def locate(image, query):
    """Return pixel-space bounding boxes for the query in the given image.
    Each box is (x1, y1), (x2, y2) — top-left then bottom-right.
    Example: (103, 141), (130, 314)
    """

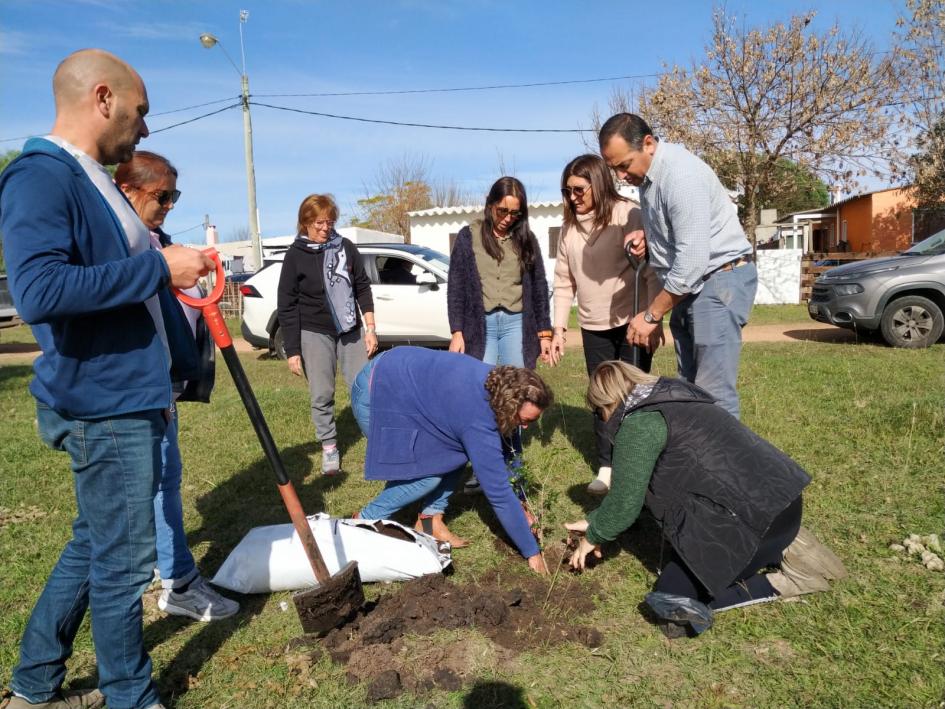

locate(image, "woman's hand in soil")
(449, 331), (465, 354)
(527, 553), (549, 575)
(569, 536), (601, 572)
(287, 355), (304, 377)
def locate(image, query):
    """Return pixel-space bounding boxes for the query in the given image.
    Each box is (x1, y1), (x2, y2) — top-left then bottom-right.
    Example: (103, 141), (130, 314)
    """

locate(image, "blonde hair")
(296, 194), (339, 234)
(586, 361), (658, 421)
(484, 366), (554, 436)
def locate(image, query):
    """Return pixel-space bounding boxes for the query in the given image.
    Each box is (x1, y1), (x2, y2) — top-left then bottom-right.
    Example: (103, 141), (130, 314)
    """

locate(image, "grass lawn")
(1, 328), (943, 707)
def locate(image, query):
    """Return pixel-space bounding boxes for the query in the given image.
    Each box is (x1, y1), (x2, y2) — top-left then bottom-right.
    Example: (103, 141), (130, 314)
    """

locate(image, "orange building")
(771, 186), (922, 253)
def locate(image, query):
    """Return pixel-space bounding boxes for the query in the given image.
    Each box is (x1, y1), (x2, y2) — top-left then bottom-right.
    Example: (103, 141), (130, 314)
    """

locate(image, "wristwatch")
(365, 325), (376, 333)
(643, 310), (661, 324)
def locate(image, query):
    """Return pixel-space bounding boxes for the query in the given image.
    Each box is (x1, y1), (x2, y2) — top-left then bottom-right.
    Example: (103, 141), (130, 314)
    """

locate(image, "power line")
(170, 222), (205, 236)
(149, 96), (242, 117)
(250, 101), (591, 133)
(254, 72), (661, 99)
(149, 103), (242, 134)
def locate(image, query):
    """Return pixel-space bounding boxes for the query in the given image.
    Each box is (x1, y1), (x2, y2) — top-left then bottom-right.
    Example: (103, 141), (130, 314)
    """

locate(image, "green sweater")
(586, 411), (667, 545)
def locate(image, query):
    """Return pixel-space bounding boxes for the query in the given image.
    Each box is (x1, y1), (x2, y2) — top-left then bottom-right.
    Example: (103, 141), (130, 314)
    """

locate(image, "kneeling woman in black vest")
(566, 361), (845, 637)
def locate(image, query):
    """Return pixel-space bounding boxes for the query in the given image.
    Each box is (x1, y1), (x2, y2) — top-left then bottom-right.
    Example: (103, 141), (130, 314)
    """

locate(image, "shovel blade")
(293, 560), (364, 636)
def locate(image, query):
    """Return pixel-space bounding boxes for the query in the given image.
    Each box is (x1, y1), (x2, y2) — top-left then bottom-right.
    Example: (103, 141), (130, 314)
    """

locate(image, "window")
(377, 256), (419, 285)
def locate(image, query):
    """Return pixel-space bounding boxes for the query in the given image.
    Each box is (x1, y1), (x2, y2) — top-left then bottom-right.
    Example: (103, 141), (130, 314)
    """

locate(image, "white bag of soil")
(211, 513), (452, 594)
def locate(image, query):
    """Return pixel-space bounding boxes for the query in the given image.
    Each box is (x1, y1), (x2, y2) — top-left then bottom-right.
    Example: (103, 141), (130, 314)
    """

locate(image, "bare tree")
(351, 154), (472, 240)
(594, 10), (903, 242)
(895, 0), (945, 213)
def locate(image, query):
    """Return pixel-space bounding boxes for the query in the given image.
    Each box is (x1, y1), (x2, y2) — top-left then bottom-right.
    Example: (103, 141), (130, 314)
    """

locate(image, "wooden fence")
(800, 251), (897, 301)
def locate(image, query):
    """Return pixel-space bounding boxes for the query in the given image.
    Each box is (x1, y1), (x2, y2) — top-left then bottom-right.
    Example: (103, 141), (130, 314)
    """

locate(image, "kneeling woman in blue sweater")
(567, 361), (846, 636)
(350, 347), (551, 574)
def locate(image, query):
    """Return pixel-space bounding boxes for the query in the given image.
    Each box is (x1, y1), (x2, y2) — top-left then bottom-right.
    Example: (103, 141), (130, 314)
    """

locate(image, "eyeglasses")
(135, 187), (181, 206)
(309, 219), (336, 229)
(561, 184), (591, 199)
(494, 207), (523, 221)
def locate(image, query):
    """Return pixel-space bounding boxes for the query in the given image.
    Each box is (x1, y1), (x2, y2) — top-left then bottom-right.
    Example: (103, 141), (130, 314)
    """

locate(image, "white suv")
(239, 243), (451, 358)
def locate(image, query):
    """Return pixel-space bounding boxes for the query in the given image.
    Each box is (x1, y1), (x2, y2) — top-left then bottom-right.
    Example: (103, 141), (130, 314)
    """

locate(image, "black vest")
(625, 378), (810, 596)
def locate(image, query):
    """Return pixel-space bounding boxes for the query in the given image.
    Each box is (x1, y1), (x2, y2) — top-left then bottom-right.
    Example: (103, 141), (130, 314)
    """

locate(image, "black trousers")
(581, 325), (653, 468)
(654, 495), (804, 610)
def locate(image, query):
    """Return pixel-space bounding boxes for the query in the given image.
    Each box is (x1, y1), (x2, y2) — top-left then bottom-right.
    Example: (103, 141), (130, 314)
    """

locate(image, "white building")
(408, 201), (565, 278)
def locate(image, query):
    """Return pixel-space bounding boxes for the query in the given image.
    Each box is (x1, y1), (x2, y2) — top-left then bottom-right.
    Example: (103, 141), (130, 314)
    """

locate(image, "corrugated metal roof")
(409, 201), (564, 217)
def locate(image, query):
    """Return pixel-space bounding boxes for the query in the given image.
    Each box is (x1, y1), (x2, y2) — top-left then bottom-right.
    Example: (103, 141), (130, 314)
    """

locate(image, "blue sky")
(0, 0), (904, 246)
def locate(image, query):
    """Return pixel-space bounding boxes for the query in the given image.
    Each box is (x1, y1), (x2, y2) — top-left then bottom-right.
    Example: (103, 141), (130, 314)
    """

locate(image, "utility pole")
(200, 9), (263, 271)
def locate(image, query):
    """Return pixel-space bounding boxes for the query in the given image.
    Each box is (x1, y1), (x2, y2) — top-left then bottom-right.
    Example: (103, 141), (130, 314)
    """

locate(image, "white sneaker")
(157, 576), (239, 621)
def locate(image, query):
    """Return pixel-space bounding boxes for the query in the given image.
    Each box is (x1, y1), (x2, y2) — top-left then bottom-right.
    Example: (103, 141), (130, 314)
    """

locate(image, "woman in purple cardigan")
(447, 177), (552, 492)
(350, 347), (551, 573)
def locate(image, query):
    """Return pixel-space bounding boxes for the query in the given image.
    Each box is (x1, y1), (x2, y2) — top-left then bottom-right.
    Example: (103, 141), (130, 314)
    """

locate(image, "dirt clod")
(366, 669), (402, 702)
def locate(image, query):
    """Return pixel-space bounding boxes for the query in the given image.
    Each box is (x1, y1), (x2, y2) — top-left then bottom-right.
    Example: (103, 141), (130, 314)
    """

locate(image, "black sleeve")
(447, 226), (471, 334)
(276, 251), (303, 357)
(530, 233), (552, 330)
(347, 241), (374, 315)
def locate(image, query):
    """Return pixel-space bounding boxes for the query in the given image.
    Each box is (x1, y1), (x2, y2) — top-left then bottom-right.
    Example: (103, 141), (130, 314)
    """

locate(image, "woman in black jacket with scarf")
(447, 176), (551, 492)
(277, 193), (376, 475)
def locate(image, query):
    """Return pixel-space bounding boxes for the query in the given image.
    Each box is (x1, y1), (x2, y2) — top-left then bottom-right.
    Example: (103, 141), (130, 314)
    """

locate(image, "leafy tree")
(711, 153), (831, 218)
(0, 151), (19, 271)
(596, 9), (901, 242)
(350, 154), (472, 240)
(0, 150), (19, 174)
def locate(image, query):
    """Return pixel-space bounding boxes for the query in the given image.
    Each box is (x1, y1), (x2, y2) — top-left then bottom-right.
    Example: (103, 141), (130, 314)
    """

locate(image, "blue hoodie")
(0, 137), (182, 417)
(366, 347), (540, 559)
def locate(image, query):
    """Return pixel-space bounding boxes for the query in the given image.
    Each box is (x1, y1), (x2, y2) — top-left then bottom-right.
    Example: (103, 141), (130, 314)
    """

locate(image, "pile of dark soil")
(285, 550), (603, 702)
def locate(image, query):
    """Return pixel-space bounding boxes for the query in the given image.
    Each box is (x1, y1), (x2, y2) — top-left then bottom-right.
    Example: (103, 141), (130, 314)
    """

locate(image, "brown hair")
(114, 150), (177, 189)
(479, 176), (537, 269)
(586, 361), (658, 422)
(296, 194), (339, 235)
(484, 366), (554, 436)
(561, 154), (628, 233)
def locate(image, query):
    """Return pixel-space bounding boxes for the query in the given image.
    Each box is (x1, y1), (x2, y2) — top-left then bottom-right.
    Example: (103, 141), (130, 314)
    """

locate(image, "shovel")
(624, 242), (647, 368)
(175, 248), (363, 635)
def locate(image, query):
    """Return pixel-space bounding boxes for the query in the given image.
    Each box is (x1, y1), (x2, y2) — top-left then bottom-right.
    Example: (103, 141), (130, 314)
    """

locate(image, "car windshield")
(904, 229), (945, 256)
(408, 246), (449, 270)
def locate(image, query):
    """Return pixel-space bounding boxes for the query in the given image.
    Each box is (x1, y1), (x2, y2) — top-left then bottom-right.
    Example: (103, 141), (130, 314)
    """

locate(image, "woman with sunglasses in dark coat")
(115, 151), (239, 622)
(447, 176), (551, 491)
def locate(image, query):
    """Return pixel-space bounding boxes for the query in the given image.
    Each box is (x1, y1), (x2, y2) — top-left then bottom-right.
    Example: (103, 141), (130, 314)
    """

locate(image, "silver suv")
(808, 228), (945, 348)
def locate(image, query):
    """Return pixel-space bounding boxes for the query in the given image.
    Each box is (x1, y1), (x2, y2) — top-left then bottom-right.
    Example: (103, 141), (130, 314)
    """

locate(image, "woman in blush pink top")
(548, 154), (661, 495)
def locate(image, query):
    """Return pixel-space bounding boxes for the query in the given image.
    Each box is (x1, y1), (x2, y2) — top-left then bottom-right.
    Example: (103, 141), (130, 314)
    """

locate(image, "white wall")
(409, 202), (564, 281)
(755, 248), (802, 304)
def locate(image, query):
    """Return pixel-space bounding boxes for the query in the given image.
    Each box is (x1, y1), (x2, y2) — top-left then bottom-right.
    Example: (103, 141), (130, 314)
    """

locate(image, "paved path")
(0, 320), (861, 364)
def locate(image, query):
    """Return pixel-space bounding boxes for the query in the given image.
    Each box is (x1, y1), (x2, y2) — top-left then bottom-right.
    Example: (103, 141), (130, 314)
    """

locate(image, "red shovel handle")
(173, 248), (231, 348)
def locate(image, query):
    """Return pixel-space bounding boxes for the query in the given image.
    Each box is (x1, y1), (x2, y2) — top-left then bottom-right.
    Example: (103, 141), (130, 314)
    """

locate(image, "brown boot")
(415, 513), (470, 548)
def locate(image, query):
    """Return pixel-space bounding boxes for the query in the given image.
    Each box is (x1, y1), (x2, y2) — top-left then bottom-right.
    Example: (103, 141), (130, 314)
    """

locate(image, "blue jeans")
(13, 404), (164, 709)
(670, 262), (757, 420)
(482, 309), (524, 368)
(350, 355), (380, 438)
(359, 468), (466, 519)
(153, 405), (198, 590)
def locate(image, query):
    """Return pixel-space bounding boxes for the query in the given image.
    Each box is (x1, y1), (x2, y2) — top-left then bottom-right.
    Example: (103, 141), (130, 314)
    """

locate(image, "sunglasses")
(138, 187), (181, 206)
(494, 207), (523, 221)
(561, 184), (591, 198)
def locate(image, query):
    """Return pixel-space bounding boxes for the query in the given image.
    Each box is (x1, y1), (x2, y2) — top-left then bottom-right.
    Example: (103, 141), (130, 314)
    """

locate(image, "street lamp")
(200, 10), (263, 272)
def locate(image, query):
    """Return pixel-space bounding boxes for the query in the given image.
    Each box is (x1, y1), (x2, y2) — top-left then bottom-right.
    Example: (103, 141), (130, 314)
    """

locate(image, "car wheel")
(879, 295), (944, 349)
(271, 326), (287, 360)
